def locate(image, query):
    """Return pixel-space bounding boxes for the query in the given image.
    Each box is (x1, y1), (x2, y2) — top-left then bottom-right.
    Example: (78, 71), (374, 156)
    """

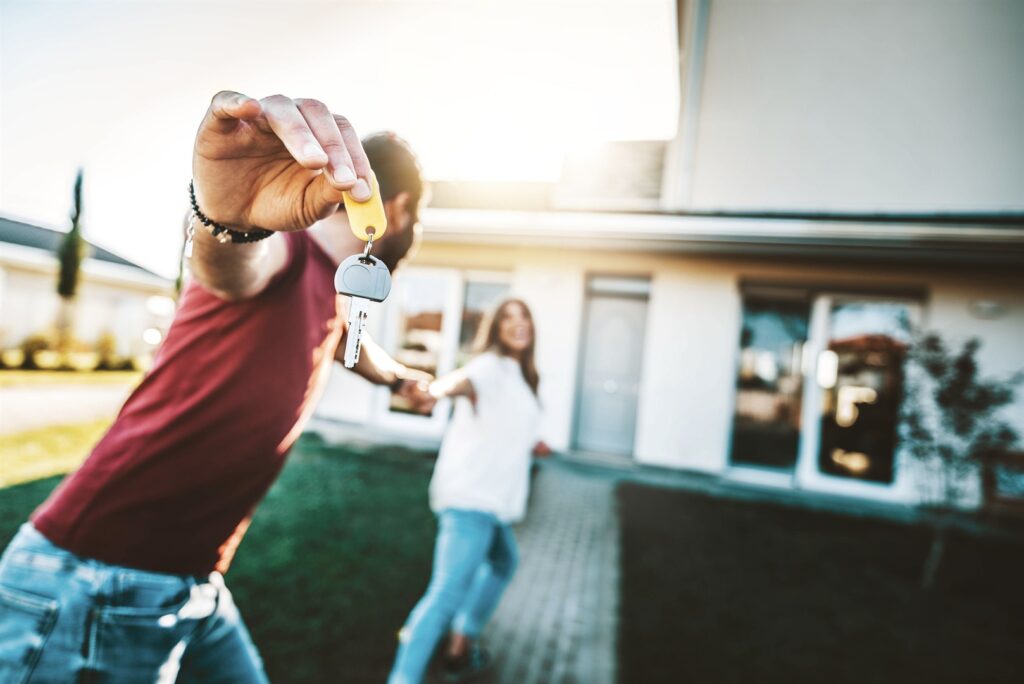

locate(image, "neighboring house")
(316, 0), (1024, 509)
(0, 216), (175, 360)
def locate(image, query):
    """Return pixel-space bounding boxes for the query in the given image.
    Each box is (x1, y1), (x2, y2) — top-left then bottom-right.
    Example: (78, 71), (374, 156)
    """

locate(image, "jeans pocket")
(0, 584), (60, 684)
(92, 593), (193, 681)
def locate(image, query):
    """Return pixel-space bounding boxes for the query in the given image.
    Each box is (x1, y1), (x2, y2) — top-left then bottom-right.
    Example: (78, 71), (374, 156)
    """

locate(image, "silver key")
(343, 296), (370, 368)
(335, 253), (393, 368)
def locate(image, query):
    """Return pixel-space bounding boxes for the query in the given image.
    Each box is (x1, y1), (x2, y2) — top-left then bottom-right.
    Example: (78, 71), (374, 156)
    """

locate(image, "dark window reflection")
(817, 301), (912, 484)
(730, 295), (810, 470)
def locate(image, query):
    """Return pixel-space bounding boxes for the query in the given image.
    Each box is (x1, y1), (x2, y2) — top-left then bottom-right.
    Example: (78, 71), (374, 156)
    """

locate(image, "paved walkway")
(484, 462), (619, 684)
(0, 384), (132, 434)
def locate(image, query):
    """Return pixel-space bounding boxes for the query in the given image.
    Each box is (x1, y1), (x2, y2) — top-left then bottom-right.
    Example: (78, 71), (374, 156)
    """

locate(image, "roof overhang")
(421, 208), (1024, 266)
(0, 242), (173, 290)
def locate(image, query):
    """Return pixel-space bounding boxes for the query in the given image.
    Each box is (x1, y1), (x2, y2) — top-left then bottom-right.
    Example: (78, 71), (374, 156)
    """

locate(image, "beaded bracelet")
(188, 180), (274, 245)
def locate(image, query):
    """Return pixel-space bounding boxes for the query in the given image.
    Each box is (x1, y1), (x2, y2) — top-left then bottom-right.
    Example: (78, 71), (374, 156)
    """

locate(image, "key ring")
(362, 231), (375, 261)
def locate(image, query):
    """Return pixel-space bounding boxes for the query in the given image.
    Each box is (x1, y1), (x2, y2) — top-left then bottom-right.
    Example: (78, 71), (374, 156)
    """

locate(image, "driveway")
(487, 462), (619, 684)
(0, 383), (133, 434)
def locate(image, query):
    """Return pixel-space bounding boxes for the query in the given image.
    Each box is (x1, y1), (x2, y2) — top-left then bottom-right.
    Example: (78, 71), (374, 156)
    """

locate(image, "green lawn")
(617, 483), (1024, 684)
(0, 431), (438, 683)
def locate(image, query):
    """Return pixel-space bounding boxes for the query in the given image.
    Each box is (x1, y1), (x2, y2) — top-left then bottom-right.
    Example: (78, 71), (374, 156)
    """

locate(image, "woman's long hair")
(476, 298), (540, 396)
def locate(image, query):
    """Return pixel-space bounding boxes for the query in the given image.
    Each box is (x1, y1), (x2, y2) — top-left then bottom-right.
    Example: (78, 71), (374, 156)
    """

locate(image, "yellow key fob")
(343, 175), (387, 242)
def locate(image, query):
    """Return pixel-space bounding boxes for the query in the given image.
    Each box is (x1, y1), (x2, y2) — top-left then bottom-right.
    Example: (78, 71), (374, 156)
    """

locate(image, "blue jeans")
(389, 509), (518, 684)
(0, 524), (268, 683)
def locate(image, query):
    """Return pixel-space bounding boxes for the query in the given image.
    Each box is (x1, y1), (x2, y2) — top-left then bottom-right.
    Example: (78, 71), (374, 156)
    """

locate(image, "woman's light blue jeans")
(0, 523), (268, 683)
(388, 509), (518, 684)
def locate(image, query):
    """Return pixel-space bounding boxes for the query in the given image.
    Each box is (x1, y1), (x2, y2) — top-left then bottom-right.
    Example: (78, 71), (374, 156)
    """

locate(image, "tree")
(901, 332), (1021, 589)
(55, 169), (89, 354)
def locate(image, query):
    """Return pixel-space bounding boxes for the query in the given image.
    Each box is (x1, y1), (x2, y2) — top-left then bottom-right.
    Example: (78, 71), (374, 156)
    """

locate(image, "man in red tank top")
(0, 91), (430, 683)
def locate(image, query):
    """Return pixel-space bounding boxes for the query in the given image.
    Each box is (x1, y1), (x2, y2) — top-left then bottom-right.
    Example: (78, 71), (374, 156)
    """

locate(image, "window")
(388, 272), (453, 414)
(384, 270), (510, 416)
(730, 291), (810, 470)
(815, 300), (913, 484)
(457, 279), (511, 367)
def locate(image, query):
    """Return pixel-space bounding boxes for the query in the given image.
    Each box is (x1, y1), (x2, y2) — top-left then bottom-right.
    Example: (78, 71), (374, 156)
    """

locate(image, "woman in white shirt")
(389, 298), (546, 684)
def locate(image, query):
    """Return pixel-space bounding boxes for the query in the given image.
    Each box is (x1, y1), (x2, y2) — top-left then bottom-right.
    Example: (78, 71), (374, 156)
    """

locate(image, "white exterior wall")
(509, 266), (586, 450)
(635, 264), (739, 471)
(0, 269), (60, 348)
(685, 0), (1024, 212)
(0, 249), (173, 355)
(927, 277), (1024, 454)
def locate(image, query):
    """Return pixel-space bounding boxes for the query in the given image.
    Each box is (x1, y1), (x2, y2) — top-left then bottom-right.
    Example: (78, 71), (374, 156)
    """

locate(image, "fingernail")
(351, 179), (371, 201)
(333, 165), (356, 184)
(303, 143), (326, 161)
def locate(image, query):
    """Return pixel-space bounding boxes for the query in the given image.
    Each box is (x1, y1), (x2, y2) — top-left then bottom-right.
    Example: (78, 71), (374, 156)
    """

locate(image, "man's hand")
(192, 91), (372, 232)
(533, 441), (553, 458)
(333, 328), (436, 415)
(397, 380), (437, 416)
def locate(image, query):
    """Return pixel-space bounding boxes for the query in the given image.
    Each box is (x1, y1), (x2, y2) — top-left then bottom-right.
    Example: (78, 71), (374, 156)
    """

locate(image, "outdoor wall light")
(969, 300), (1008, 320)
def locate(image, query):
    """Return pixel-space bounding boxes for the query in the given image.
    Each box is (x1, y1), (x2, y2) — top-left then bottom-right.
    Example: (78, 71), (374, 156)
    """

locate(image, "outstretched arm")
(334, 329), (435, 413)
(187, 229), (289, 302)
(427, 368), (475, 402)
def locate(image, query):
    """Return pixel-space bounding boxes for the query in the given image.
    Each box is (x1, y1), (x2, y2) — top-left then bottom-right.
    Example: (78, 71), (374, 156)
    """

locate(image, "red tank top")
(32, 232), (343, 574)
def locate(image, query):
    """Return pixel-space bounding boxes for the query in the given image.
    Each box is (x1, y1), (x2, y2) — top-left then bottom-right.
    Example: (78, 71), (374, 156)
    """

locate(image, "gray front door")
(574, 295), (648, 456)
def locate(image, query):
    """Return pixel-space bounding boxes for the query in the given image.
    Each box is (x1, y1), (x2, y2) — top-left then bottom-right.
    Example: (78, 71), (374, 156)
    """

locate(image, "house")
(0, 216), (175, 363)
(313, 0), (1024, 509)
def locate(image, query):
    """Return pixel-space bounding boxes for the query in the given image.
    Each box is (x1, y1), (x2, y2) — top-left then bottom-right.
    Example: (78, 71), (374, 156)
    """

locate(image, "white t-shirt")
(429, 351), (541, 523)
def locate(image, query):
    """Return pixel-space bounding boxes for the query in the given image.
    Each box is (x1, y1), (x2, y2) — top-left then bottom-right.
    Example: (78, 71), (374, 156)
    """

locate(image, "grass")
(617, 483), (1024, 684)
(0, 419), (112, 487)
(0, 431), (437, 683)
(229, 436), (437, 682)
(0, 370), (142, 387)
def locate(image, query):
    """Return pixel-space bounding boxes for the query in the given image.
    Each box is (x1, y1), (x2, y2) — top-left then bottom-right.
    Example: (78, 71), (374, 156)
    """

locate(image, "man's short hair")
(362, 132), (423, 209)
(359, 132), (424, 272)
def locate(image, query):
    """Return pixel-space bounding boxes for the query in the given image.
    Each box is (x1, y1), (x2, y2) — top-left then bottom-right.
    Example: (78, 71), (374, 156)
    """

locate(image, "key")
(343, 295), (370, 369)
(337, 174), (391, 368)
(336, 252), (393, 368)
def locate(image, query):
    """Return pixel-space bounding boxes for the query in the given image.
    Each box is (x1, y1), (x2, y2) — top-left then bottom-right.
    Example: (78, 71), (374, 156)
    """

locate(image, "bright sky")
(0, 0), (679, 277)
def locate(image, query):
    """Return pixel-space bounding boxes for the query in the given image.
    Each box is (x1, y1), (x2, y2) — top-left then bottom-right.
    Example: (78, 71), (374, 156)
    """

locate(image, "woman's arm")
(428, 368), (476, 401)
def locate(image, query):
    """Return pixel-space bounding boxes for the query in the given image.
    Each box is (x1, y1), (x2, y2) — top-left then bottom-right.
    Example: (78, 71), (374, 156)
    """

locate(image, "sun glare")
(0, 0), (678, 276)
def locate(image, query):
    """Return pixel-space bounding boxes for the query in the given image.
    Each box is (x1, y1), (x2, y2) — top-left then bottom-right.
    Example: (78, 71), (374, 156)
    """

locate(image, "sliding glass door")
(730, 286), (921, 501)
(796, 295), (920, 501)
